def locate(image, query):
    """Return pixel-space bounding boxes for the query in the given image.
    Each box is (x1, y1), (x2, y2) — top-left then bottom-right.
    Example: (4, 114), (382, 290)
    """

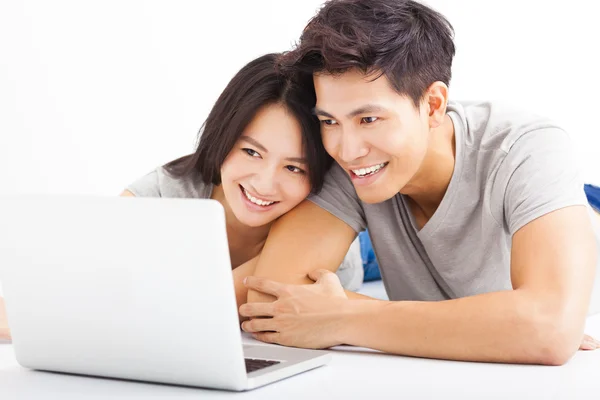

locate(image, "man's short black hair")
(280, 0), (456, 106)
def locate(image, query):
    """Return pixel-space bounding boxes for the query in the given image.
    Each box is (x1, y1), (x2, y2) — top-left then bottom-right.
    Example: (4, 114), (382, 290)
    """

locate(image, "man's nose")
(338, 129), (368, 164)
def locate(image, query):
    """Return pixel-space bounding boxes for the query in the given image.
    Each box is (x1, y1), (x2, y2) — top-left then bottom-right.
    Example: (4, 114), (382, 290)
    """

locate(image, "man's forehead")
(314, 75), (400, 112)
(313, 69), (388, 85)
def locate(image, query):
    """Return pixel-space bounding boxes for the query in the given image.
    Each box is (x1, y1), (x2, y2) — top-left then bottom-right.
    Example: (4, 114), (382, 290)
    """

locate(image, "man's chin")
(356, 188), (397, 204)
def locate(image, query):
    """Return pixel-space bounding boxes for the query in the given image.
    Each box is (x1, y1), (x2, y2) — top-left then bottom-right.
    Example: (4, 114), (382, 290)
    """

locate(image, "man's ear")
(424, 81), (449, 129)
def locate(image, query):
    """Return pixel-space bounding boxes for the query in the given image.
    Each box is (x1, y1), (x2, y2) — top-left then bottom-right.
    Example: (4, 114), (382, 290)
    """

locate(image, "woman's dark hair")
(279, 0), (455, 107)
(164, 53), (332, 194)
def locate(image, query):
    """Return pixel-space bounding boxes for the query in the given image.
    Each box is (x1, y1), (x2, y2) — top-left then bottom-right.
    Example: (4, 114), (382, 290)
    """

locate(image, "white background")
(0, 0), (599, 196)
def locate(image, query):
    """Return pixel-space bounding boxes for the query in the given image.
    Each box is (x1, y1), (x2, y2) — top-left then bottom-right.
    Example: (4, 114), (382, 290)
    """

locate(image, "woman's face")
(220, 103), (311, 228)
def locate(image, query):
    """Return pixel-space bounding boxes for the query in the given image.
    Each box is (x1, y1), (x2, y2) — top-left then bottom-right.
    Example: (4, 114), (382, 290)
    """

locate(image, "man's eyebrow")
(346, 104), (387, 118)
(313, 104), (387, 119)
(285, 156), (307, 164)
(239, 136), (267, 152)
(313, 107), (335, 119)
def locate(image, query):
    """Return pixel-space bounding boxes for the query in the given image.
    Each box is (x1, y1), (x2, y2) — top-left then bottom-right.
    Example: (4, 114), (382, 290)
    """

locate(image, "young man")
(239, 0), (600, 364)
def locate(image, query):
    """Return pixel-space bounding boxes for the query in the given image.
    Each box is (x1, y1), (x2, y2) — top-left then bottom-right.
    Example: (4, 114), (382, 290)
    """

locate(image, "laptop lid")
(0, 195), (248, 391)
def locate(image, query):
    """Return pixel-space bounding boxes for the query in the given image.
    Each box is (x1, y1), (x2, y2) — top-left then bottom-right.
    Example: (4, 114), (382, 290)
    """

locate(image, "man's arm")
(248, 200), (358, 303)
(231, 256), (370, 318)
(242, 205), (598, 364)
(337, 205), (597, 364)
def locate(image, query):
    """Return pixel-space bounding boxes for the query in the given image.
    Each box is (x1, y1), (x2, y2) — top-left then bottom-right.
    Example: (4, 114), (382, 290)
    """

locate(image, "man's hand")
(240, 269), (349, 349)
(240, 268), (600, 354)
(0, 296), (11, 341)
(579, 334), (600, 351)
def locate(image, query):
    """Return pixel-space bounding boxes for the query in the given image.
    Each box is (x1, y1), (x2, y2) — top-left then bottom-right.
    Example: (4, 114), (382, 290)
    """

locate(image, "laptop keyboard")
(245, 358), (281, 373)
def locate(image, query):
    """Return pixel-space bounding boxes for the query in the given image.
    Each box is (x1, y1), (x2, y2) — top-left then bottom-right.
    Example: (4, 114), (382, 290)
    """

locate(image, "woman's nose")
(251, 168), (278, 197)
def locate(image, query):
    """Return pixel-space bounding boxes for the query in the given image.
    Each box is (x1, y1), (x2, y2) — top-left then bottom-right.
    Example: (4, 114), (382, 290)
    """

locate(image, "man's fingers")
(308, 269), (334, 282)
(579, 334), (600, 351)
(252, 332), (281, 345)
(242, 318), (278, 334)
(239, 302), (276, 318)
(244, 276), (283, 297)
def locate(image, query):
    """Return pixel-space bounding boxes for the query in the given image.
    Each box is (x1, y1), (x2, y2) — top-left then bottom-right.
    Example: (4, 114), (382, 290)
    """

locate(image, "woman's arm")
(248, 200), (358, 304)
(232, 257), (258, 321)
(0, 296), (10, 341)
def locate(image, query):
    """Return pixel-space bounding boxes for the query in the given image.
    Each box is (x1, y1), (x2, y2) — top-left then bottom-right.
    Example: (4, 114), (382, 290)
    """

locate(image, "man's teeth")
(243, 187), (275, 206)
(352, 163), (387, 177)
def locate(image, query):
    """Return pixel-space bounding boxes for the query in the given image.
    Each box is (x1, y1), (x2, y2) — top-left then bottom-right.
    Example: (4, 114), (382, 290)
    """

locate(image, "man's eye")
(243, 148), (260, 157)
(286, 165), (304, 174)
(321, 119), (338, 126)
(361, 117), (378, 124)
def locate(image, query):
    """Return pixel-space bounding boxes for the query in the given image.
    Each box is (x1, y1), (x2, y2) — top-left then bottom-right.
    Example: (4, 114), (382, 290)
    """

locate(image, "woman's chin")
(232, 208), (280, 228)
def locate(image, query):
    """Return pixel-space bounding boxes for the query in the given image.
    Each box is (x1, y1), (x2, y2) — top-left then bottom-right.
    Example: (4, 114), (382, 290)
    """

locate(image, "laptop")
(0, 195), (331, 391)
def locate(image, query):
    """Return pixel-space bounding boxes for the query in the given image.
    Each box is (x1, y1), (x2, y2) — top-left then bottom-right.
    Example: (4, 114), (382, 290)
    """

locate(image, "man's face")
(313, 69), (430, 204)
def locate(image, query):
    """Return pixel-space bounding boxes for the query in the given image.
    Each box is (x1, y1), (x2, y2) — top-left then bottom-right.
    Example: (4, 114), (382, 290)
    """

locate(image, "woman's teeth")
(242, 187), (275, 206)
(352, 163), (387, 177)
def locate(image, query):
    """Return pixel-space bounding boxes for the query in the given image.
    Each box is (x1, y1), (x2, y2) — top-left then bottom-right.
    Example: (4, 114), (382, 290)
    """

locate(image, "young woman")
(120, 53), (363, 311)
(0, 53), (363, 340)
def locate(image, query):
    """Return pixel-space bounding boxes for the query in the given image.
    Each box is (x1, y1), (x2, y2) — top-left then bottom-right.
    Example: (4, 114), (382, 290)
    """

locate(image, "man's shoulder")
(449, 100), (564, 154)
(309, 163), (368, 233)
(320, 163), (355, 192)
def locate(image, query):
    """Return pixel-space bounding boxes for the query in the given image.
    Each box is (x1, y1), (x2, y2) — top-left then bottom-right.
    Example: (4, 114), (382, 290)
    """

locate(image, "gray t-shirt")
(127, 168), (365, 291)
(309, 101), (600, 310)
(127, 168), (212, 199)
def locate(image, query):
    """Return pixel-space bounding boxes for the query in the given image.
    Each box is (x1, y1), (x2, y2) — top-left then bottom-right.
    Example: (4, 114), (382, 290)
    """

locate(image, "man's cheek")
(321, 138), (337, 158)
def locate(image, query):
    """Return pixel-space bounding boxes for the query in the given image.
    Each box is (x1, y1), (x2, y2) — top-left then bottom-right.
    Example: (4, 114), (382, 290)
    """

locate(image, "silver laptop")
(0, 195), (331, 391)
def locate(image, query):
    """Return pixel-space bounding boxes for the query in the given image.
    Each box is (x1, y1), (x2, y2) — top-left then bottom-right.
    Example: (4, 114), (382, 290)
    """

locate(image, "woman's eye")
(361, 116), (378, 124)
(286, 165), (304, 174)
(243, 148), (260, 157)
(320, 119), (337, 126)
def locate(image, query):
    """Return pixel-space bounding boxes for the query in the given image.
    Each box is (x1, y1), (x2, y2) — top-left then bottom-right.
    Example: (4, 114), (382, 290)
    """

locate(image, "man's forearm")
(338, 290), (584, 365)
(346, 290), (374, 300)
(248, 279), (376, 303)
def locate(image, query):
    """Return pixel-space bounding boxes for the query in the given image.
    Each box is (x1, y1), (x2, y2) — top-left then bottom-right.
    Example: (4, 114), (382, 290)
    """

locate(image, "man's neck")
(401, 113), (456, 221)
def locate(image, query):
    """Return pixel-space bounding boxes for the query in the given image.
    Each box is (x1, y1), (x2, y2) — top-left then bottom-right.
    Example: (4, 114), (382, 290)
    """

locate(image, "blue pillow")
(359, 230), (382, 281)
(585, 184), (600, 213)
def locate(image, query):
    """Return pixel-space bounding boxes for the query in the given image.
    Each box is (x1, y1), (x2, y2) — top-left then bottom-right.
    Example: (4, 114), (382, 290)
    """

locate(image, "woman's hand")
(0, 296), (11, 341)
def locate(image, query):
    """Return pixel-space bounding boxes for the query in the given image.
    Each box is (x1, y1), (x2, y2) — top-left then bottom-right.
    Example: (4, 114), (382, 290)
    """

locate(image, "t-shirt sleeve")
(497, 128), (588, 235)
(308, 163), (367, 233)
(126, 168), (162, 197)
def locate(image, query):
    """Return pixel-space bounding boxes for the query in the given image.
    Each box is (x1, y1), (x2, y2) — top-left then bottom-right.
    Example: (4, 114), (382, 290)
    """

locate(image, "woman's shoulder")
(126, 166), (212, 199)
